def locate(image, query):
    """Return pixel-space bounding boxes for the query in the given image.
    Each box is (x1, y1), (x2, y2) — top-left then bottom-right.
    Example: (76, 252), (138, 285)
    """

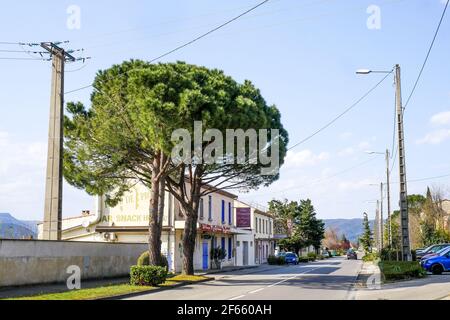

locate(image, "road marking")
(249, 288), (264, 294)
(227, 264), (327, 300)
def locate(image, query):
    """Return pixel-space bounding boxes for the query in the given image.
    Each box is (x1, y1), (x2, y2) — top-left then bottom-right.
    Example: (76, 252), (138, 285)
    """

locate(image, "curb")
(96, 278), (215, 300)
(199, 265), (259, 275)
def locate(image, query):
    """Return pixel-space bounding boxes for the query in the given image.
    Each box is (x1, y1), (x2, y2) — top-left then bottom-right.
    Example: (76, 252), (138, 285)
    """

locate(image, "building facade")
(38, 183), (269, 273)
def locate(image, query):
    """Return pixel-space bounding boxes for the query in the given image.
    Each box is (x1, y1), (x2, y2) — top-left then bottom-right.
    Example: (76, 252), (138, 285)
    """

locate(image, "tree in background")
(322, 227), (339, 250)
(270, 199), (324, 254)
(360, 212), (372, 254)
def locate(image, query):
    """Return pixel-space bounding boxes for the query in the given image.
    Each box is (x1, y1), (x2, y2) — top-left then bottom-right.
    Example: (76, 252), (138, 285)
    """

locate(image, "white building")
(38, 183), (271, 273)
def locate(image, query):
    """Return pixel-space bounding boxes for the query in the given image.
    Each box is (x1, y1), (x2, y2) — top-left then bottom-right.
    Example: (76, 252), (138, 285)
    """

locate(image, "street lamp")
(365, 150), (392, 248)
(357, 65), (411, 261)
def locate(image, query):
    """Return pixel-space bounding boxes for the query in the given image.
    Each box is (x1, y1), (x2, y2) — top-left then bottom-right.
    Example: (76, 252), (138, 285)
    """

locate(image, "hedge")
(268, 255), (286, 265)
(378, 261), (426, 281)
(298, 256), (309, 263)
(137, 251), (169, 270)
(130, 265), (168, 286)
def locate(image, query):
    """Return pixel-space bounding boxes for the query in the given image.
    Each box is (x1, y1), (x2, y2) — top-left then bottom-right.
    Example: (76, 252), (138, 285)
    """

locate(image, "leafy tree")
(64, 60), (185, 266)
(155, 62), (289, 274)
(360, 212), (372, 254)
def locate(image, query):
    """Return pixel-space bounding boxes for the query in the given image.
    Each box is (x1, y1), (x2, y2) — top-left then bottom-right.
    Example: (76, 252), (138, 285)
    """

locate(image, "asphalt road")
(125, 257), (363, 300)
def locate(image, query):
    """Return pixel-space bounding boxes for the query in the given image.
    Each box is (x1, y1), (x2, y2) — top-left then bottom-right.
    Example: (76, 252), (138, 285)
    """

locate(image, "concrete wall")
(0, 240), (147, 287)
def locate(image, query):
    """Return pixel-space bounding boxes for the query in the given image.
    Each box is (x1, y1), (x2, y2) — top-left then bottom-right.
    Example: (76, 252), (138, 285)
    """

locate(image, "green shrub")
(380, 248), (402, 261)
(362, 252), (379, 262)
(137, 251), (169, 270)
(130, 265), (168, 286)
(276, 256), (286, 265)
(318, 255), (324, 260)
(268, 255), (278, 265)
(307, 252), (317, 261)
(379, 261), (426, 281)
(298, 256), (309, 263)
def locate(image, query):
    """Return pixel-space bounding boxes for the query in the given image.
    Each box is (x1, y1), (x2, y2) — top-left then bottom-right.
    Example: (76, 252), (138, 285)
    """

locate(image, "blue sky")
(1, 0), (449, 221)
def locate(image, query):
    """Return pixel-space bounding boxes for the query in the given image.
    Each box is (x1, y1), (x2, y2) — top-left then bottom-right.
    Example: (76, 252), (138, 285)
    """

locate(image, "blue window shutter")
(221, 237), (225, 251)
(228, 238), (232, 259)
(221, 200), (225, 223)
(228, 202), (232, 225)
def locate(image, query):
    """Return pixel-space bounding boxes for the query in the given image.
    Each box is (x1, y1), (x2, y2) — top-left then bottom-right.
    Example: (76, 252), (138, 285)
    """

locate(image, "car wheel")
(432, 264), (444, 275)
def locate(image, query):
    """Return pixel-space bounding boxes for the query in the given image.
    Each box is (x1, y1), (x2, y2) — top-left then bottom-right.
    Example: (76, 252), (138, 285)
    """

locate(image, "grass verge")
(379, 261), (427, 282)
(3, 275), (212, 300)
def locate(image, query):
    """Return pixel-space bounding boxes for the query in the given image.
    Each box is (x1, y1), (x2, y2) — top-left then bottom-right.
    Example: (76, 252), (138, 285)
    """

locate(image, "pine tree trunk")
(148, 156), (161, 266)
(156, 173), (166, 265)
(182, 195), (201, 275)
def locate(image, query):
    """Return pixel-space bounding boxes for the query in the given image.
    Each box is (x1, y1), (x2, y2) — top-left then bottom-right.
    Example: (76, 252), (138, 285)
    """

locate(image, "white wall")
(0, 240), (147, 287)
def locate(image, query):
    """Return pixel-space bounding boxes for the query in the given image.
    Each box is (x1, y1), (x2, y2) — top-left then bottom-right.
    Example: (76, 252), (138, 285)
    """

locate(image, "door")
(243, 241), (249, 266)
(202, 242), (209, 270)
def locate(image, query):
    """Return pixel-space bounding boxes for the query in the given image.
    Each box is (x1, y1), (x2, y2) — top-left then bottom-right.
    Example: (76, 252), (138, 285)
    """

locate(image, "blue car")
(421, 247), (450, 275)
(284, 252), (299, 265)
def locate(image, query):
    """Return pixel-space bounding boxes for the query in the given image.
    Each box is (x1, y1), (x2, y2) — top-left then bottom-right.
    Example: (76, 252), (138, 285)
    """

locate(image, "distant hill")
(0, 213), (39, 239)
(323, 218), (374, 243)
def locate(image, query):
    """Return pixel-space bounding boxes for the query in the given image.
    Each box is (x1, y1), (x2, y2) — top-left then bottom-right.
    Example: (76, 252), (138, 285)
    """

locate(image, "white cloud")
(417, 129), (450, 145)
(338, 147), (355, 157)
(358, 141), (371, 150)
(284, 149), (330, 168)
(430, 111), (450, 126)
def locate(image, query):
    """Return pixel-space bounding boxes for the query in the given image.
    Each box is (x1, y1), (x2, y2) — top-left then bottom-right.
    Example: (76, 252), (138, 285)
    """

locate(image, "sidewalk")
(353, 261), (450, 300)
(196, 264), (260, 276)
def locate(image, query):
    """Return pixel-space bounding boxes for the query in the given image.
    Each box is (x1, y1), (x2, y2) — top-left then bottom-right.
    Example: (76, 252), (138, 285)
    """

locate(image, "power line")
(64, 0), (271, 95)
(288, 72), (392, 151)
(404, 0), (449, 110)
(0, 57), (49, 61)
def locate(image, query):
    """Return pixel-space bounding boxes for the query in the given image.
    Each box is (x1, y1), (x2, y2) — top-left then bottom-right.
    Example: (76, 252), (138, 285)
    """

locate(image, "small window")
(208, 195), (212, 221)
(199, 198), (204, 219)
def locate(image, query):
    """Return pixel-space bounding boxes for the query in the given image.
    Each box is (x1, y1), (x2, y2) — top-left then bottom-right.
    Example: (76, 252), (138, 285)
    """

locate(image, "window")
(199, 198), (204, 219)
(208, 195), (212, 221)
(228, 202), (232, 225)
(228, 238), (232, 259)
(255, 218), (258, 232)
(269, 221), (272, 235)
(221, 237), (225, 251)
(259, 219), (261, 234)
(221, 200), (225, 224)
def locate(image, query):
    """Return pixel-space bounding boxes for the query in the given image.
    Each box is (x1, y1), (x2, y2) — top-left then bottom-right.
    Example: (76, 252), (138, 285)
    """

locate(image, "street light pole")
(385, 149), (392, 247)
(395, 64), (412, 261)
(380, 182), (384, 251)
(358, 65), (411, 260)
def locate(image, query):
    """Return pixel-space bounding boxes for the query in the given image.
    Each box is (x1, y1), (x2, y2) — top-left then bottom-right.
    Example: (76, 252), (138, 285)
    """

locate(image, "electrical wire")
(288, 72), (392, 151)
(404, 0), (449, 110)
(64, 0), (271, 95)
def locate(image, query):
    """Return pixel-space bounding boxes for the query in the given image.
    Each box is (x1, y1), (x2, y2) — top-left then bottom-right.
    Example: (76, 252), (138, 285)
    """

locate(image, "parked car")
(346, 249), (358, 260)
(421, 247), (450, 275)
(420, 245), (450, 261)
(416, 243), (450, 260)
(284, 252), (299, 265)
(330, 250), (338, 257)
(321, 250), (330, 258)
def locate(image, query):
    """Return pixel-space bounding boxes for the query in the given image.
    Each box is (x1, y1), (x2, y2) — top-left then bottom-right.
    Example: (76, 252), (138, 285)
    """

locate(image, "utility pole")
(395, 64), (411, 261)
(379, 183), (384, 251)
(385, 149), (392, 247)
(375, 202), (380, 251)
(41, 42), (75, 240)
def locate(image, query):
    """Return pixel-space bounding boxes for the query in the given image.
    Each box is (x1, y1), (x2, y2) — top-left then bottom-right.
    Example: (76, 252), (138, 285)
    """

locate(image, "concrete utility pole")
(385, 149), (392, 247)
(374, 202), (380, 251)
(395, 64), (412, 261)
(41, 42), (75, 240)
(379, 183), (384, 251)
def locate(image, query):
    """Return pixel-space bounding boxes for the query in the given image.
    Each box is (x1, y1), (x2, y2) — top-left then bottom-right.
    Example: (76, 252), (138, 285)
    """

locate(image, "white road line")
(228, 265), (326, 300)
(249, 288), (265, 294)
